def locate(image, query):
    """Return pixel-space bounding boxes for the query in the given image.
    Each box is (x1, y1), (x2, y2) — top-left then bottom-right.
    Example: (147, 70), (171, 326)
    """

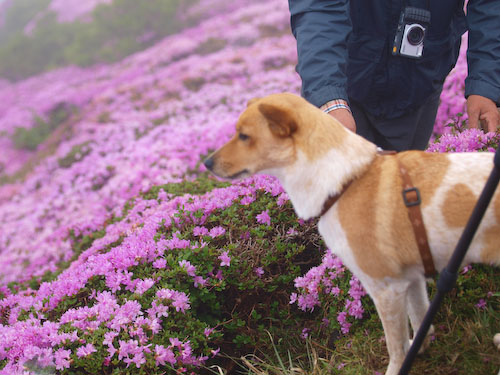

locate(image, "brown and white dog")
(203, 93), (500, 375)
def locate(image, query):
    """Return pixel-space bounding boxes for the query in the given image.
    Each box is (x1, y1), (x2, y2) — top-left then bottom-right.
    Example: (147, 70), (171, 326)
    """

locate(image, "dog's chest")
(317, 208), (369, 280)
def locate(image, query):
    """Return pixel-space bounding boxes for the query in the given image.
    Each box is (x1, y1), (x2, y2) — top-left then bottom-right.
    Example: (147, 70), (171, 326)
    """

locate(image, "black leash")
(398, 145), (500, 375)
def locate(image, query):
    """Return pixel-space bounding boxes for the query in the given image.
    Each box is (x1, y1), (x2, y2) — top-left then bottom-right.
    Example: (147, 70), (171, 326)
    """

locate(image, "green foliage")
(11, 102), (75, 150)
(97, 111), (113, 123)
(12, 116), (51, 151)
(183, 76), (207, 92)
(58, 141), (93, 168)
(194, 37), (227, 56)
(141, 177), (231, 200)
(0, 0), (51, 44)
(0, 12), (74, 80)
(0, 0), (198, 81)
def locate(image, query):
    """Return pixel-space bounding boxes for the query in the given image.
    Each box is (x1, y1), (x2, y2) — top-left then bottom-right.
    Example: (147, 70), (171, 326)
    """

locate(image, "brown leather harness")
(320, 150), (437, 277)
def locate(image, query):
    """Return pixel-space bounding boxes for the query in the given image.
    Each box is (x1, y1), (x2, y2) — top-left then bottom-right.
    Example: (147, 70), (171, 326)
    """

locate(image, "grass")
(0, 103), (78, 186)
(228, 265), (500, 375)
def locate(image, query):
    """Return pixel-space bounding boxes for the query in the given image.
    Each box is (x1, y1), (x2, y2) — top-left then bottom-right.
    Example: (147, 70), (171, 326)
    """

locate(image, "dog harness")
(319, 150), (437, 277)
(397, 158), (437, 277)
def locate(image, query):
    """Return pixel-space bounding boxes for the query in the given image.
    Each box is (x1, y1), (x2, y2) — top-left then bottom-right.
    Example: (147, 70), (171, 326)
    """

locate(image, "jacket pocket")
(347, 34), (385, 99)
(417, 33), (462, 86)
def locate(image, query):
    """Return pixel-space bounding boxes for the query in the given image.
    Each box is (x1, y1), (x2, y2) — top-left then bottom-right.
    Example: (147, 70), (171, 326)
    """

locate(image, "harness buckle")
(402, 187), (421, 207)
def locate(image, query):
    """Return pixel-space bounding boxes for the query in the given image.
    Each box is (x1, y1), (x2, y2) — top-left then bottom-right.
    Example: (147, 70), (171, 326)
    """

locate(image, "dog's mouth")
(204, 157), (251, 180)
(228, 169), (250, 179)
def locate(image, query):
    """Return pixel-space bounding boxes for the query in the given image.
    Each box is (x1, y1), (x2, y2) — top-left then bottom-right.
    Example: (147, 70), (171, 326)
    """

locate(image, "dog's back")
(323, 150), (499, 280)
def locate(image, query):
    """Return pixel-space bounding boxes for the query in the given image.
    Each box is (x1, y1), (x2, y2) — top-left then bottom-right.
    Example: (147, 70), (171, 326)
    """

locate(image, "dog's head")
(204, 93), (348, 179)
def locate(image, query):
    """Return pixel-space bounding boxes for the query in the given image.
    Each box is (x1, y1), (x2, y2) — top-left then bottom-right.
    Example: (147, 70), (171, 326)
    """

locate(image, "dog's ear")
(246, 97), (261, 107)
(258, 103), (297, 138)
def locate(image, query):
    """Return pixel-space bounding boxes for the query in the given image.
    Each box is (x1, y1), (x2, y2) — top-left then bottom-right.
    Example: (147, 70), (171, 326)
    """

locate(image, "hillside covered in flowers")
(0, 0), (498, 374)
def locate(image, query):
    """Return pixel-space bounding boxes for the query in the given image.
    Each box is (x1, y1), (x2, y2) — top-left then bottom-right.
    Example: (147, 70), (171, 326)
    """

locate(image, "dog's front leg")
(369, 280), (411, 375)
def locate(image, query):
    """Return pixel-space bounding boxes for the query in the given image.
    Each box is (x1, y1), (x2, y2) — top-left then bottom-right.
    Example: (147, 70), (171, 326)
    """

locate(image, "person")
(288, 0), (500, 151)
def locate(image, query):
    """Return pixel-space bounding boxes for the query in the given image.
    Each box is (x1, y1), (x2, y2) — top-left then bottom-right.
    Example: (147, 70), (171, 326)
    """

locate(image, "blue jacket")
(289, 0), (500, 119)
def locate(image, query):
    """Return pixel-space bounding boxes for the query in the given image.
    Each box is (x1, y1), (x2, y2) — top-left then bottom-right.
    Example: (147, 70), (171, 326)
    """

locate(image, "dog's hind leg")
(368, 280), (411, 375)
(407, 275), (434, 352)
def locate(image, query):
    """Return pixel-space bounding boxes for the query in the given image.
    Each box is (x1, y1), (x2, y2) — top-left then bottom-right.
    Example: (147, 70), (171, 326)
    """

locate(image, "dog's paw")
(494, 333), (500, 350)
(409, 325), (434, 354)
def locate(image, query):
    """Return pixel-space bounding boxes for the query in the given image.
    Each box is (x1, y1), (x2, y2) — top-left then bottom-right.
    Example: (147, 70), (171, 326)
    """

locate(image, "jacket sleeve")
(464, 0), (500, 104)
(288, 0), (351, 108)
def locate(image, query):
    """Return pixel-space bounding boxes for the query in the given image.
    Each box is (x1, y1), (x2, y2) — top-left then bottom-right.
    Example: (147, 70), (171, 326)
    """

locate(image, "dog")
(204, 93), (500, 375)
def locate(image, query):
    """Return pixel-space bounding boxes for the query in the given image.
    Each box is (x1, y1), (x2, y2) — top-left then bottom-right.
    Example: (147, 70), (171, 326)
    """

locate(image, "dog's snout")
(204, 157), (215, 171)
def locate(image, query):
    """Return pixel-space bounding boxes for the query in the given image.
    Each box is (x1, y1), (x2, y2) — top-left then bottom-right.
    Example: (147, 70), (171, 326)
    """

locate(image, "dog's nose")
(203, 157), (214, 171)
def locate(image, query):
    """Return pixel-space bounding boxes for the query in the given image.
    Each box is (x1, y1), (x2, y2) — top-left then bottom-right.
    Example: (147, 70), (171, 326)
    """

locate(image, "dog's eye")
(239, 133), (250, 141)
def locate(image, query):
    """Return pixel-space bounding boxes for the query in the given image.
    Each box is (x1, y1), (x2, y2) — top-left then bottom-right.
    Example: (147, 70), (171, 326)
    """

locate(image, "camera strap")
(402, 0), (430, 11)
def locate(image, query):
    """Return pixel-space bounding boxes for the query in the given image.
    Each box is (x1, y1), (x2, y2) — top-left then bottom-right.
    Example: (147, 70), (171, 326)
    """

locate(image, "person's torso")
(347, 0), (467, 118)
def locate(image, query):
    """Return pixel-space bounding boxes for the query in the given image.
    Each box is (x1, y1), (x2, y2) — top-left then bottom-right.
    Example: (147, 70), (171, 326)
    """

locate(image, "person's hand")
(467, 94), (500, 133)
(328, 108), (357, 133)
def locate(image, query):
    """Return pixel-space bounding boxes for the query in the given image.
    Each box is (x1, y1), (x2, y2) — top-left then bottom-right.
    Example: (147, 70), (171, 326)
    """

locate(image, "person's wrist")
(320, 99), (351, 114)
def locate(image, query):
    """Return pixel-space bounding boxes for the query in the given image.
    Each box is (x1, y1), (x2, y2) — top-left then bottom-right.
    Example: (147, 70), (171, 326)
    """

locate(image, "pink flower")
(194, 275), (207, 287)
(172, 292), (190, 313)
(240, 195), (255, 205)
(156, 289), (190, 312)
(346, 299), (364, 319)
(179, 260), (197, 276)
(193, 226), (209, 236)
(277, 192), (289, 206)
(155, 344), (176, 366)
(153, 258), (167, 269)
(204, 327), (215, 337)
(254, 267), (264, 277)
(301, 328), (310, 339)
(209, 226), (226, 238)
(77, 343), (96, 358)
(337, 311), (352, 334)
(218, 251), (231, 267)
(461, 264), (472, 274)
(54, 348), (71, 370)
(256, 210), (271, 225)
(118, 339), (147, 368)
(348, 277), (366, 300)
(330, 286), (341, 296)
(475, 299), (487, 310)
(135, 278), (155, 294)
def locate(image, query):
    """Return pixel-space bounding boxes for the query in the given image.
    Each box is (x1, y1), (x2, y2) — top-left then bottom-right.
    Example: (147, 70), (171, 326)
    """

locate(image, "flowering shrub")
(291, 253), (368, 335)
(0, 175), (326, 374)
(428, 128), (499, 153)
(428, 114), (500, 153)
(0, 0), (498, 374)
